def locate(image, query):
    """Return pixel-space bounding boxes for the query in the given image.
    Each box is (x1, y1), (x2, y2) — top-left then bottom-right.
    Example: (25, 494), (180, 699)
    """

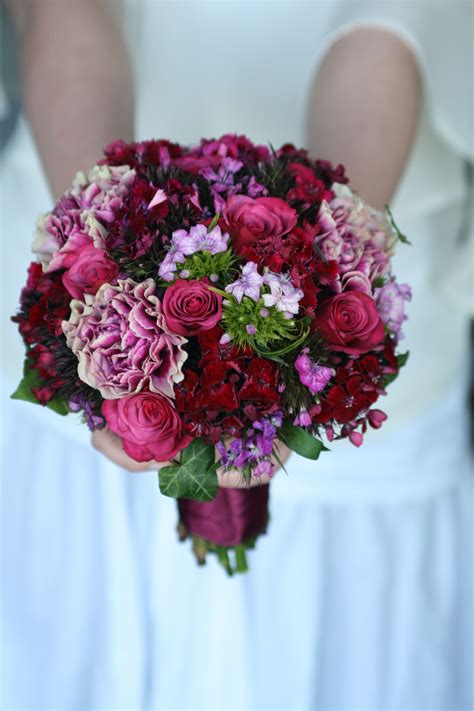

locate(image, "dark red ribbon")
(177, 484), (270, 547)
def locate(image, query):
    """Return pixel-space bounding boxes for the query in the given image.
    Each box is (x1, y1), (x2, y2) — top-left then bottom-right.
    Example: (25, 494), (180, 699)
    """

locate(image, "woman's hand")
(91, 428), (292, 487)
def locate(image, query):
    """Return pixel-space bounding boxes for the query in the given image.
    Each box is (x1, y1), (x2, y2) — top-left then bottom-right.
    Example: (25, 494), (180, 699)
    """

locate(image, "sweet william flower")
(262, 272), (303, 315)
(295, 349), (334, 395)
(172, 223), (229, 256)
(225, 261), (263, 303)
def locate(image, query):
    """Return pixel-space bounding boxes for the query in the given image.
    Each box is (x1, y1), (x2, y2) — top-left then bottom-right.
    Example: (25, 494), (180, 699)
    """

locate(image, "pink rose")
(223, 194), (297, 255)
(102, 392), (192, 462)
(313, 292), (385, 355)
(62, 243), (119, 299)
(163, 279), (222, 336)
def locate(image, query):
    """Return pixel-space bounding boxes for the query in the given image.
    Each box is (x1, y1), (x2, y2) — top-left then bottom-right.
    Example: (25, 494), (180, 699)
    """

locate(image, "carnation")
(62, 278), (188, 399)
(316, 183), (396, 282)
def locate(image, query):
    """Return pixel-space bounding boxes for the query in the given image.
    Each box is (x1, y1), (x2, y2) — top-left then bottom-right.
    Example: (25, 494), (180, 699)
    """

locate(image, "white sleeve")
(315, 1), (473, 314)
(321, 0), (473, 161)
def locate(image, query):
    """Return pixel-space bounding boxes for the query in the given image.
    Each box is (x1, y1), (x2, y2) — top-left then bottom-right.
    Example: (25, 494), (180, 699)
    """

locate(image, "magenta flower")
(62, 278), (188, 400)
(295, 349), (334, 395)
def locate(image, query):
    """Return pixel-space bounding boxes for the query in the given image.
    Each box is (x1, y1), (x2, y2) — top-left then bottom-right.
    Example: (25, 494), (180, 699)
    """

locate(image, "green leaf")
(385, 205), (412, 245)
(207, 212), (221, 232)
(10, 358), (69, 416)
(383, 350), (410, 387)
(158, 438), (219, 502)
(372, 276), (386, 289)
(278, 420), (329, 460)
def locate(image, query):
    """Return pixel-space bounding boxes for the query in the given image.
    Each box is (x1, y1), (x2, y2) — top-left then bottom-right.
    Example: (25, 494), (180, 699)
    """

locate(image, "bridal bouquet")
(12, 134), (411, 574)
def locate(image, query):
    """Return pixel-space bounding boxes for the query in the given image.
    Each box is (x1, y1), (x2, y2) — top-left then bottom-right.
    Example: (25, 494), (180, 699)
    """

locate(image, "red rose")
(102, 392), (192, 462)
(163, 279), (222, 336)
(313, 292), (385, 355)
(62, 243), (119, 300)
(223, 194), (297, 255)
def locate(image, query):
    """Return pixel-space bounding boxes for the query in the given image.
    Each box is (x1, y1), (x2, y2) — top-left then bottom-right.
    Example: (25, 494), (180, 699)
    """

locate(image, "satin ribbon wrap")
(177, 484), (270, 547)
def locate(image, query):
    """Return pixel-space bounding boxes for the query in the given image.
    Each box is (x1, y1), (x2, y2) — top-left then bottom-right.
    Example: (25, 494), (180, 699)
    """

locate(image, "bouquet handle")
(177, 484), (270, 575)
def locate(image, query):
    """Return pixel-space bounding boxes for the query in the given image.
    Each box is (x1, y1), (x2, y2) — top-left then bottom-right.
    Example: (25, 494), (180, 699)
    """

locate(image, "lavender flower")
(219, 333), (232, 345)
(262, 271), (304, 315)
(295, 349), (334, 395)
(172, 223), (229, 256)
(158, 248), (183, 281)
(158, 223), (229, 280)
(225, 261), (263, 303)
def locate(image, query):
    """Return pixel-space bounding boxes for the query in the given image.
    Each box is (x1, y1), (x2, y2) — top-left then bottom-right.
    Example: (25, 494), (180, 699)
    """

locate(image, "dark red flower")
(286, 162), (333, 205)
(315, 159), (348, 188)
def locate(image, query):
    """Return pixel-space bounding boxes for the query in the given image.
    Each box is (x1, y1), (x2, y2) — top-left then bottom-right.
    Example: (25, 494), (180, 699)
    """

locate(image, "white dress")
(1, 2), (473, 709)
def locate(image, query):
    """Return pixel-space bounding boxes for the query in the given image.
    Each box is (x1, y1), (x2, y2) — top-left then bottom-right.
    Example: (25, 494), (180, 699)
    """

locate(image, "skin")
(5, 2), (421, 485)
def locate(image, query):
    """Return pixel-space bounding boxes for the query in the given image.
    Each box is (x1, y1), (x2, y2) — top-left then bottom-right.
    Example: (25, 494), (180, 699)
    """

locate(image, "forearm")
(5, 0), (134, 201)
(307, 26), (421, 209)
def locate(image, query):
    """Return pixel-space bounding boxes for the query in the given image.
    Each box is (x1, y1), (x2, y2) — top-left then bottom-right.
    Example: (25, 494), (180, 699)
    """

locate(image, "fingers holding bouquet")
(91, 427), (291, 487)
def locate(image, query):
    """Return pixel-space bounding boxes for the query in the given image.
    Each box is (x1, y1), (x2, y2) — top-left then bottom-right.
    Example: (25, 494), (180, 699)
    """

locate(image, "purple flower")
(158, 249), (183, 281)
(375, 278), (412, 339)
(262, 272), (303, 315)
(172, 223), (229, 256)
(252, 460), (273, 477)
(158, 223), (229, 280)
(62, 278), (188, 400)
(219, 333), (232, 346)
(225, 261), (263, 303)
(218, 412), (282, 479)
(246, 175), (269, 198)
(295, 349), (334, 395)
(246, 324), (257, 335)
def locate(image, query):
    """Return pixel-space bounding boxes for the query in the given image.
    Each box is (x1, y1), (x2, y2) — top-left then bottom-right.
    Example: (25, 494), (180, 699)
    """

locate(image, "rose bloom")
(102, 392), (192, 462)
(222, 194), (297, 255)
(62, 278), (188, 399)
(62, 243), (119, 299)
(313, 291), (385, 355)
(163, 279), (222, 336)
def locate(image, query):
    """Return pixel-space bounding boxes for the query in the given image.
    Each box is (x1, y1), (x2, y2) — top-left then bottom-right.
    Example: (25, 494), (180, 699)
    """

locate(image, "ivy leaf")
(158, 438), (219, 502)
(279, 420), (329, 460)
(11, 358), (69, 416)
(383, 350), (410, 387)
(385, 205), (412, 245)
